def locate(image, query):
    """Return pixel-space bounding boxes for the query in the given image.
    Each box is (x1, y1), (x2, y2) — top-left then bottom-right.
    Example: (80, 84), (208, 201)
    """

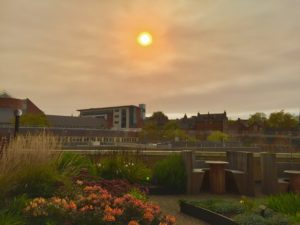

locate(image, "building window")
(121, 109), (127, 128)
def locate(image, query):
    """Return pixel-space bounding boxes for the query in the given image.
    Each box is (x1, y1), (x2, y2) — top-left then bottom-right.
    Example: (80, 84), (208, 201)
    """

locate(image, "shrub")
(56, 152), (96, 177)
(234, 213), (267, 225)
(267, 193), (300, 215)
(0, 212), (24, 225)
(97, 154), (151, 184)
(152, 154), (186, 193)
(128, 188), (148, 202)
(75, 175), (148, 196)
(8, 164), (64, 198)
(24, 185), (176, 225)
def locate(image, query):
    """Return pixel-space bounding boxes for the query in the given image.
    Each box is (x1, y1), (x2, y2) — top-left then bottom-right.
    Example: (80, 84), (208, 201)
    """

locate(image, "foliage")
(267, 110), (298, 130)
(185, 196), (296, 225)
(140, 120), (194, 142)
(24, 185), (176, 225)
(0, 133), (60, 176)
(147, 111), (169, 127)
(8, 164), (64, 198)
(152, 154), (186, 193)
(192, 198), (245, 215)
(74, 178), (148, 197)
(56, 152), (96, 177)
(0, 134), (62, 199)
(97, 155), (151, 184)
(128, 188), (148, 202)
(0, 212), (24, 225)
(139, 121), (162, 142)
(248, 112), (267, 126)
(207, 131), (230, 142)
(234, 213), (267, 225)
(0, 195), (28, 225)
(19, 113), (49, 127)
(267, 193), (300, 215)
(162, 121), (192, 141)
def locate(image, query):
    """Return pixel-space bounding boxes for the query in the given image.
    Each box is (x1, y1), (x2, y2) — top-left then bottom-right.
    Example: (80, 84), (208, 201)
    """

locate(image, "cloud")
(0, 0), (299, 117)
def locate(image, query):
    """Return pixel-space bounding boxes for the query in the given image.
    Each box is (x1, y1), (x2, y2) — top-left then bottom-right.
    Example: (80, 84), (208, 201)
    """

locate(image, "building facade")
(178, 111), (228, 133)
(78, 104), (145, 130)
(0, 92), (44, 126)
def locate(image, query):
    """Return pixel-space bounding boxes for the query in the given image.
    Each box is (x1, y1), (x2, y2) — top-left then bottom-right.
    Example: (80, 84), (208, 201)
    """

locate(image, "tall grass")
(267, 193), (300, 215)
(0, 133), (61, 176)
(0, 133), (62, 199)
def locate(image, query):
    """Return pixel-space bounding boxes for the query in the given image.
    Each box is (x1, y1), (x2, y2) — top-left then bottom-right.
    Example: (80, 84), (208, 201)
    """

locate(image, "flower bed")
(180, 194), (300, 225)
(24, 185), (176, 225)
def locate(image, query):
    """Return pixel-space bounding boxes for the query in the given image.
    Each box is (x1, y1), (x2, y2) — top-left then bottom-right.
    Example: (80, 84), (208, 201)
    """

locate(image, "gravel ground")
(149, 195), (211, 225)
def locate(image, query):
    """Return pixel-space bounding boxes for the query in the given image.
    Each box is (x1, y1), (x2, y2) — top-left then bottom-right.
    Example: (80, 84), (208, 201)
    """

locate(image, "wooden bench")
(260, 153), (297, 195)
(226, 151), (255, 196)
(182, 150), (206, 194)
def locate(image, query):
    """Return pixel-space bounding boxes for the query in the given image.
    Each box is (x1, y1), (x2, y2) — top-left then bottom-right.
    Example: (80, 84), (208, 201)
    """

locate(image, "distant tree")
(140, 120), (196, 142)
(248, 112), (267, 126)
(139, 121), (162, 142)
(162, 121), (190, 141)
(267, 110), (298, 130)
(207, 131), (230, 142)
(19, 113), (49, 127)
(147, 111), (169, 127)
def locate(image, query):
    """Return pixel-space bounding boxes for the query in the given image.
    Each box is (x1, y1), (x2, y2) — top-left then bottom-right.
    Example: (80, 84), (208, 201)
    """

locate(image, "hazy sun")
(137, 32), (153, 47)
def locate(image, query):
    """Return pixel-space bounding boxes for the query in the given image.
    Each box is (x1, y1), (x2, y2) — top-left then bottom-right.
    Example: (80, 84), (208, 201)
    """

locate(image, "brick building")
(78, 104), (146, 130)
(178, 111), (228, 133)
(0, 92), (43, 126)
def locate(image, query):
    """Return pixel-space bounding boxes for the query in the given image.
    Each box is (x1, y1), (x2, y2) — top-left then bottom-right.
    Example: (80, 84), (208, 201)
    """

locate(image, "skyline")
(1, 0), (300, 118)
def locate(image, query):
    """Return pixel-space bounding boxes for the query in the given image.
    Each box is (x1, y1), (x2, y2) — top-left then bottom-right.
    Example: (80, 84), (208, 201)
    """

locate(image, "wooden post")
(261, 152), (278, 195)
(182, 150), (193, 194)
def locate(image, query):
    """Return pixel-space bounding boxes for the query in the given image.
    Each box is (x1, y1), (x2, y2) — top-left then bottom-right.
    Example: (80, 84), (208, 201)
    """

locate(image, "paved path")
(149, 195), (210, 225)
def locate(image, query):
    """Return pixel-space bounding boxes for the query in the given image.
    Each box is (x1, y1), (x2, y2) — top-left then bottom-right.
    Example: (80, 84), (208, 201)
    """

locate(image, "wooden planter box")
(179, 201), (239, 225)
(149, 185), (183, 195)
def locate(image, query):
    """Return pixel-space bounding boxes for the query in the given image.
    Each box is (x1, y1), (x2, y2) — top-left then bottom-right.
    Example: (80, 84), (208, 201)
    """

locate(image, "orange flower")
(128, 220), (139, 225)
(103, 214), (116, 222)
(143, 212), (154, 221)
(112, 208), (123, 216)
(166, 215), (176, 224)
(114, 197), (124, 205)
(104, 205), (113, 213)
(68, 201), (77, 210)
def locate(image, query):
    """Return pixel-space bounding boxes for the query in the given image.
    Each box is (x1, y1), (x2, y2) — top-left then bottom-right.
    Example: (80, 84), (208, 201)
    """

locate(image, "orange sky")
(0, 0), (300, 118)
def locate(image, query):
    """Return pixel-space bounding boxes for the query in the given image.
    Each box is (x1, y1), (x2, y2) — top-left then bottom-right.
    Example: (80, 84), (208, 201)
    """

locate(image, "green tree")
(162, 121), (189, 141)
(19, 113), (49, 127)
(207, 131), (230, 142)
(267, 110), (298, 130)
(248, 112), (267, 126)
(147, 111), (169, 127)
(139, 121), (162, 142)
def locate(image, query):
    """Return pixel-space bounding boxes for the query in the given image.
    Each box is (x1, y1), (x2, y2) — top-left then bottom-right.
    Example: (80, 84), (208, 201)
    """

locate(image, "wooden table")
(284, 170), (300, 194)
(205, 161), (229, 194)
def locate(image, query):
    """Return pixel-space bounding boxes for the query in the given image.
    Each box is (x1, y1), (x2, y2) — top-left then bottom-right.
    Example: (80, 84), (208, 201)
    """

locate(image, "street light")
(14, 109), (22, 138)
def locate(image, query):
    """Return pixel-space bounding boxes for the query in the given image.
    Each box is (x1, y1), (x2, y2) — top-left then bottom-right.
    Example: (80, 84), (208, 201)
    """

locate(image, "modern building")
(78, 104), (146, 130)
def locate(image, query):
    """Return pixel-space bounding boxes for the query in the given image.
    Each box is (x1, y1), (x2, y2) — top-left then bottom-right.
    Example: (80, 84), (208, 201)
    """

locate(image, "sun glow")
(137, 32), (153, 47)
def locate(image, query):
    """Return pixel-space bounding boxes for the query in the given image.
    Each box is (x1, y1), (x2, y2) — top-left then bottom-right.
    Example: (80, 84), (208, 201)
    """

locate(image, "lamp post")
(14, 109), (22, 138)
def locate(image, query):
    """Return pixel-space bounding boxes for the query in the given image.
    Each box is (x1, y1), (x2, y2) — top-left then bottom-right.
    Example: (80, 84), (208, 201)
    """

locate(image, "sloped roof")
(0, 91), (12, 98)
